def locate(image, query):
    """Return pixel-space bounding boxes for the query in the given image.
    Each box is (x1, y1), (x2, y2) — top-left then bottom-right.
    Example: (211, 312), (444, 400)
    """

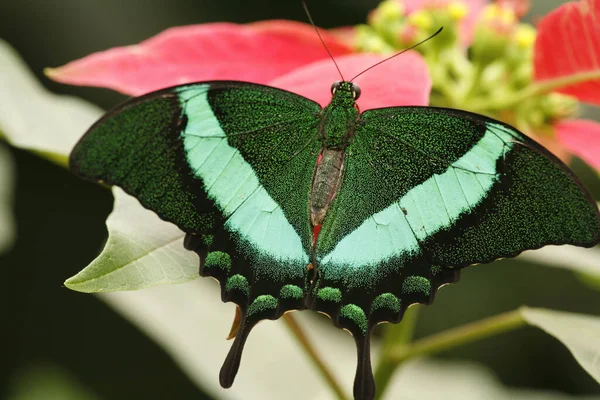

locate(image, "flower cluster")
(351, 0), (600, 166)
(47, 0), (600, 170)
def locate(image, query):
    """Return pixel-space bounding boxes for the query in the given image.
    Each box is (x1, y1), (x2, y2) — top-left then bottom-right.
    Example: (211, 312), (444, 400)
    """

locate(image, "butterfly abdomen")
(311, 148), (344, 226)
(311, 91), (359, 228)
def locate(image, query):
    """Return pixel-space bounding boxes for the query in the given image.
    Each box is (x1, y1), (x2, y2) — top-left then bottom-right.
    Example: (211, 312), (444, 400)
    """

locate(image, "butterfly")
(70, 74), (600, 400)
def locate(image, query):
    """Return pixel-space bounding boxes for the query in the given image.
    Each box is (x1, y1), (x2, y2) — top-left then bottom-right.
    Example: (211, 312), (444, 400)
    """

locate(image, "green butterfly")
(70, 78), (600, 400)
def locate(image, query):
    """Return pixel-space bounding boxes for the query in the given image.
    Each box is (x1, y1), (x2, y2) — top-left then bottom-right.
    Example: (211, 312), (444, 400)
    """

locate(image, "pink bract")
(47, 19), (432, 109)
(534, 0), (600, 105)
(555, 119), (600, 171)
(270, 52), (431, 109)
(46, 21), (352, 96)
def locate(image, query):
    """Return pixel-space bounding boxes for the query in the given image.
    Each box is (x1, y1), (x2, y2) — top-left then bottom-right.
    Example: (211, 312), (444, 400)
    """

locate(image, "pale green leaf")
(0, 41), (201, 292)
(0, 144), (15, 253)
(519, 242), (600, 278)
(0, 39), (102, 155)
(65, 187), (199, 292)
(385, 359), (599, 400)
(6, 363), (101, 400)
(522, 307), (600, 385)
(578, 273), (600, 292)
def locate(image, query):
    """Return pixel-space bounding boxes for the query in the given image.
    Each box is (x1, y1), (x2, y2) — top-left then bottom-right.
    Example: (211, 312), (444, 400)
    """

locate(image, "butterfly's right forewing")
(71, 81), (324, 386)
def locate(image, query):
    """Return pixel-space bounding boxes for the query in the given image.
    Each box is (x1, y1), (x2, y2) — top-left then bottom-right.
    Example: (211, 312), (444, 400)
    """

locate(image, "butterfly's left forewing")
(70, 81), (323, 385)
(314, 105), (600, 339)
(312, 106), (600, 399)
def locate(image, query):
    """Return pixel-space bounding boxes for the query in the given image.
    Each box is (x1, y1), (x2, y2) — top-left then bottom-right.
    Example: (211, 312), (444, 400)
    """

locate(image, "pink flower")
(534, 0), (600, 170)
(47, 20), (431, 110)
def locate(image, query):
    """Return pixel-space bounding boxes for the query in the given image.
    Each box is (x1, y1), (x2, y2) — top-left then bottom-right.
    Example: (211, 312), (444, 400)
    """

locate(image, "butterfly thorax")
(310, 82), (359, 227)
(319, 83), (359, 148)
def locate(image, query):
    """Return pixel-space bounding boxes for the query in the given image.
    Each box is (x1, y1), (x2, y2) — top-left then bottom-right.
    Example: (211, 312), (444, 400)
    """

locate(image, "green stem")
(471, 70), (600, 112)
(373, 305), (420, 400)
(460, 61), (485, 105)
(282, 313), (350, 400)
(389, 308), (526, 363)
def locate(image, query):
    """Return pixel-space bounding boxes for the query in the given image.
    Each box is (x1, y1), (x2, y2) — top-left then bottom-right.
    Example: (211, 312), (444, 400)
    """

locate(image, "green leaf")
(0, 39), (102, 154)
(384, 359), (596, 400)
(64, 188), (199, 292)
(577, 272), (600, 292)
(0, 41), (200, 293)
(6, 363), (101, 400)
(522, 307), (600, 385)
(0, 144), (15, 253)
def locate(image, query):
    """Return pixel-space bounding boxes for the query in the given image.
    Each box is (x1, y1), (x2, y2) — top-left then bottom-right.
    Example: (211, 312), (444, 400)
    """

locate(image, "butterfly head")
(331, 81), (361, 101)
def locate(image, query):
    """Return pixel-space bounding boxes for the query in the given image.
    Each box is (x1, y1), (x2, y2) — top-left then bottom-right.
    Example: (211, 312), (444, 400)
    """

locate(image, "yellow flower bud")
(448, 1), (468, 21)
(515, 24), (536, 49)
(482, 4), (500, 20)
(499, 7), (516, 25)
(378, 0), (404, 20)
(408, 10), (433, 30)
(482, 4), (515, 24)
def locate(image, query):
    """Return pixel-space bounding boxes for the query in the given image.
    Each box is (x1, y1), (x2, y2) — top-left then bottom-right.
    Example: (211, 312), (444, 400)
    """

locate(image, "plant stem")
(373, 305), (420, 400)
(282, 313), (349, 400)
(471, 70), (600, 112)
(525, 70), (600, 98)
(460, 61), (485, 105)
(389, 308), (526, 363)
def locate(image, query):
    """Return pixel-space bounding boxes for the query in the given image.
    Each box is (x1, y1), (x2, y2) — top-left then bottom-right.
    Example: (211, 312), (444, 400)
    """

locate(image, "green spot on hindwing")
(247, 295), (278, 317)
(431, 265), (442, 276)
(204, 251), (231, 272)
(317, 287), (342, 303)
(402, 276), (431, 296)
(280, 284), (304, 300)
(225, 274), (250, 296)
(202, 234), (214, 247)
(371, 293), (401, 313)
(340, 304), (368, 335)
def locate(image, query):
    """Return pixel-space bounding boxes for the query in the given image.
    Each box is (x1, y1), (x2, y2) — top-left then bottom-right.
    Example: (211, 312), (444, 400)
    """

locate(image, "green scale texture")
(71, 80), (600, 400)
(70, 94), (219, 233)
(207, 83), (322, 254)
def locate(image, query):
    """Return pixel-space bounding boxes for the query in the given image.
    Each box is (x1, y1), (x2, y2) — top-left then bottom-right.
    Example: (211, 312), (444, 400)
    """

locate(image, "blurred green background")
(1, 1), (599, 399)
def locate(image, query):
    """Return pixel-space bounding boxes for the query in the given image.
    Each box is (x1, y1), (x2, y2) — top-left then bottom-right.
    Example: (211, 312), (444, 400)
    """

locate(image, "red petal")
(248, 20), (351, 54)
(269, 52), (431, 109)
(46, 21), (352, 96)
(534, 0), (600, 104)
(329, 26), (358, 48)
(555, 119), (600, 170)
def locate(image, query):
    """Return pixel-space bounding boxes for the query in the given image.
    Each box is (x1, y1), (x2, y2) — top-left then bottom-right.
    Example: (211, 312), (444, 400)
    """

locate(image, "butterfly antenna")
(349, 26), (444, 82)
(302, 0), (345, 81)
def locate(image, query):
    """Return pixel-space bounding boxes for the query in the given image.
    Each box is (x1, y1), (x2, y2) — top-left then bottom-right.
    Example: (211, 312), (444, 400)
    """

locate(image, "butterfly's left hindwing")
(70, 81), (324, 386)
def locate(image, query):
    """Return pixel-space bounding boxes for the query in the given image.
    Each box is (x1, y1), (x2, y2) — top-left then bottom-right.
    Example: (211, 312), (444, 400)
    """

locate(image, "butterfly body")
(71, 80), (600, 400)
(310, 147), (344, 226)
